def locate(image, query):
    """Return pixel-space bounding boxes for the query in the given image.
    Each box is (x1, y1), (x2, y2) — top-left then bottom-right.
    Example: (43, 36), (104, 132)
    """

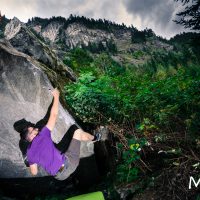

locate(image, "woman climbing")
(14, 88), (101, 180)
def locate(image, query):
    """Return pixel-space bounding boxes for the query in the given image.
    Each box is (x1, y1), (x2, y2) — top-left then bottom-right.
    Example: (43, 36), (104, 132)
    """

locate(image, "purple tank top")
(27, 126), (66, 176)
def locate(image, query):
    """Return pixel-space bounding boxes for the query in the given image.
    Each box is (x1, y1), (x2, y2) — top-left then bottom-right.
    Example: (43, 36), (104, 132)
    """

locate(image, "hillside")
(26, 15), (173, 66)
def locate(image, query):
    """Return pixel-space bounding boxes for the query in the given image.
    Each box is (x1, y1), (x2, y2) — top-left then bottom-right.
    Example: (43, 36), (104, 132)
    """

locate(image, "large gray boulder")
(0, 39), (94, 178)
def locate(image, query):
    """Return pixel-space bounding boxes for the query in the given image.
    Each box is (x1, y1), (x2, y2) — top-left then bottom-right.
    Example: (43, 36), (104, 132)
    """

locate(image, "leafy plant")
(63, 40), (200, 198)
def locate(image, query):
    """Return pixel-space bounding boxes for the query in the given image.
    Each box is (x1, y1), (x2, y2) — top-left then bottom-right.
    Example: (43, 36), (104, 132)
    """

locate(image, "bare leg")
(73, 128), (94, 141)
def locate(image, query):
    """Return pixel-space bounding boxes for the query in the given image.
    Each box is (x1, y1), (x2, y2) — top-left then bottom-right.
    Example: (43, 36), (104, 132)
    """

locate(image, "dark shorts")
(54, 138), (81, 181)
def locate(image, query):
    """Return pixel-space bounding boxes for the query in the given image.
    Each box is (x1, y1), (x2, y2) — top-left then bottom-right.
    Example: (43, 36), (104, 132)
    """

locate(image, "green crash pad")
(66, 191), (105, 200)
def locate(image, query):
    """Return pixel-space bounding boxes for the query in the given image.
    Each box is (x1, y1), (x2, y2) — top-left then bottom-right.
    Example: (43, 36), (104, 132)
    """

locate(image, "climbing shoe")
(92, 131), (102, 142)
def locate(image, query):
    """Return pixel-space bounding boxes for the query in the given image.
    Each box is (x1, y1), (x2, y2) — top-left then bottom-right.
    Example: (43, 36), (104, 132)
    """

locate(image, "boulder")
(0, 39), (94, 178)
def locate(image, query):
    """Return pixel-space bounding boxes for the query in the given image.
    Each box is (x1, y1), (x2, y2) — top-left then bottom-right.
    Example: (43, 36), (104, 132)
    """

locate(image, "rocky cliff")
(27, 16), (172, 53)
(4, 17), (76, 81)
(1, 16), (174, 69)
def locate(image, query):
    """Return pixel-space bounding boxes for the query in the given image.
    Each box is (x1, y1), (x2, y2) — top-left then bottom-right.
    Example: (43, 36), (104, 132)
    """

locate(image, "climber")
(14, 88), (102, 180)
(15, 98), (56, 167)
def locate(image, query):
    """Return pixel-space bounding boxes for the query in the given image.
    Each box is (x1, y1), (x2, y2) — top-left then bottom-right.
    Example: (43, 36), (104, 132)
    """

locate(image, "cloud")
(0, 0), (188, 39)
(0, 0), (37, 22)
(122, 0), (186, 38)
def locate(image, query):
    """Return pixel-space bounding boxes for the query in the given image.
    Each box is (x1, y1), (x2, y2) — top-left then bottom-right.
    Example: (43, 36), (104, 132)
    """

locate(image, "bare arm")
(46, 88), (60, 131)
(29, 164), (38, 175)
(35, 98), (54, 129)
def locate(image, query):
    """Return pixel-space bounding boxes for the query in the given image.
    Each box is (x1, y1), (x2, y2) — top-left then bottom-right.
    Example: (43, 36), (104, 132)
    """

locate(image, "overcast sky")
(0, 0), (188, 39)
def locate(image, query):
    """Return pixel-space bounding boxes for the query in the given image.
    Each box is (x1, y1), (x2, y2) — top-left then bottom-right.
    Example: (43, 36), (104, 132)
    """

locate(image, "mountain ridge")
(1, 15), (199, 70)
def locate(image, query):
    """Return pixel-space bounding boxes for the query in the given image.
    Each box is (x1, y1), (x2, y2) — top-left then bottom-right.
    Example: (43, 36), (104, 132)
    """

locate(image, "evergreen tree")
(98, 41), (106, 52)
(106, 40), (117, 53)
(174, 0), (200, 31)
(131, 29), (146, 43)
(0, 15), (10, 38)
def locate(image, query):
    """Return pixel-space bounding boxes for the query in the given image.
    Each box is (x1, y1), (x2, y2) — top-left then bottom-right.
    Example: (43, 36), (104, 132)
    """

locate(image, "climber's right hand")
(51, 88), (60, 98)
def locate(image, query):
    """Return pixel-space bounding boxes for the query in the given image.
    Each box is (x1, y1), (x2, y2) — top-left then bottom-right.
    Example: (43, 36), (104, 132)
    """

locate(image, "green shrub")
(64, 45), (200, 188)
(63, 48), (93, 73)
(132, 50), (144, 59)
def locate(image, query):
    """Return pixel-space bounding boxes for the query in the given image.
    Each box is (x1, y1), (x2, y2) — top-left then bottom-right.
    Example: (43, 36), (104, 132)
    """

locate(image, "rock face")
(28, 18), (172, 53)
(0, 39), (94, 178)
(3, 17), (174, 68)
(4, 17), (76, 81)
(64, 23), (114, 48)
(31, 20), (132, 51)
(41, 21), (64, 43)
